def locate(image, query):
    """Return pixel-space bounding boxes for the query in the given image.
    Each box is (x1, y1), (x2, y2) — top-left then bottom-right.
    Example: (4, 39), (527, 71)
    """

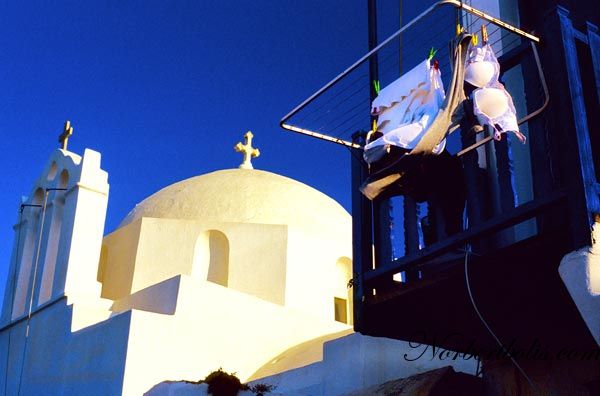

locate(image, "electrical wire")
(15, 190), (49, 396)
(463, 244), (540, 394)
(3, 205), (27, 396)
(15, 187), (65, 395)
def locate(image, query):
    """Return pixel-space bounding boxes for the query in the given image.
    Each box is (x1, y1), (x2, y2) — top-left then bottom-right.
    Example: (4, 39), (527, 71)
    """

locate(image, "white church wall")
(121, 275), (350, 395)
(0, 300), (131, 396)
(0, 319), (28, 394)
(100, 218), (143, 300)
(284, 224), (353, 324)
(129, 218), (198, 294)
(102, 217), (289, 306)
(111, 276), (180, 315)
(9, 200), (42, 320)
(248, 361), (325, 396)
(52, 149), (108, 304)
(1, 214), (29, 324)
(224, 222), (287, 305)
(250, 332), (478, 396)
(247, 329), (354, 381)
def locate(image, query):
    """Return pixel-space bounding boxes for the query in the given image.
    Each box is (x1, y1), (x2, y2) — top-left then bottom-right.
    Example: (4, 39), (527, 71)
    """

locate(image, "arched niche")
(192, 230), (230, 287)
(47, 161), (58, 181)
(59, 169), (69, 189)
(38, 185), (67, 305)
(32, 187), (44, 205)
(334, 257), (353, 325)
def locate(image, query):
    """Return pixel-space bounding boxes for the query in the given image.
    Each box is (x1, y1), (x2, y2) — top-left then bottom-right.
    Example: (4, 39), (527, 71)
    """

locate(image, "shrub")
(204, 368), (247, 396)
(249, 383), (277, 396)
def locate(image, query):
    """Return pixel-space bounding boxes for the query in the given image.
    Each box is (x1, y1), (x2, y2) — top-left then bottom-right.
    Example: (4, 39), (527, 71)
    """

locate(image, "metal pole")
(368, 0), (379, 103)
(351, 132), (372, 333)
(368, 0), (394, 271)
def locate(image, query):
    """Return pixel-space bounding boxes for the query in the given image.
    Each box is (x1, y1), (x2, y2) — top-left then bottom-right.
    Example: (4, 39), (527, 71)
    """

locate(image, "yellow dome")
(120, 168), (350, 229)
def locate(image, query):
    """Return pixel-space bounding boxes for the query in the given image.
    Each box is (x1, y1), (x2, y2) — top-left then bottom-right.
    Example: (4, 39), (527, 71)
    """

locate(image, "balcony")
(281, 1), (600, 355)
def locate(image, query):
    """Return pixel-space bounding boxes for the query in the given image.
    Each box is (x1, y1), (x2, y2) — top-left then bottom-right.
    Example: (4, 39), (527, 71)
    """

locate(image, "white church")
(0, 126), (473, 395)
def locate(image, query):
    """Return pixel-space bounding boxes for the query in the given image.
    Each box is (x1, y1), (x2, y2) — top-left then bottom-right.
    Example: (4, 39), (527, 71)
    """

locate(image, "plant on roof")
(204, 368), (248, 396)
(201, 368), (276, 396)
(249, 382), (277, 396)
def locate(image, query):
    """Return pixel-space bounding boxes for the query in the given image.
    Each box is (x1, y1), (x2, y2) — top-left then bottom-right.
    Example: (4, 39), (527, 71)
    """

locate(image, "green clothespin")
(427, 47), (438, 61)
(372, 80), (381, 95)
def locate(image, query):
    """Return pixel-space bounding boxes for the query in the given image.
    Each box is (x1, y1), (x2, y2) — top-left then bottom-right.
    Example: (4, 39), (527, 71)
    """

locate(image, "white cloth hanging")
(365, 59), (446, 161)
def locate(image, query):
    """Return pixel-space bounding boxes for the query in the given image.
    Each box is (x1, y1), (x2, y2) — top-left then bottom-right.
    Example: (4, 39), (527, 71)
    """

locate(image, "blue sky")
(0, 1), (421, 300)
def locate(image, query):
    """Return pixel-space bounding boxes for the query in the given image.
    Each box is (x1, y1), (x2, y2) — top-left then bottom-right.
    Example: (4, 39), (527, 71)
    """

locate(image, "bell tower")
(1, 122), (109, 324)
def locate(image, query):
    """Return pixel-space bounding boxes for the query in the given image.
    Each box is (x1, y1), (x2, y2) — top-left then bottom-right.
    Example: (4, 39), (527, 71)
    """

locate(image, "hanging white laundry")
(473, 87), (520, 132)
(465, 44), (499, 88)
(371, 59), (433, 115)
(465, 43), (526, 143)
(365, 58), (446, 162)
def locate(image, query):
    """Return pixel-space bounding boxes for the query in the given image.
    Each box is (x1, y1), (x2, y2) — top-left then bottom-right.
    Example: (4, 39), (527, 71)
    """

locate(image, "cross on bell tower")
(58, 120), (73, 151)
(235, 131), (260, 169)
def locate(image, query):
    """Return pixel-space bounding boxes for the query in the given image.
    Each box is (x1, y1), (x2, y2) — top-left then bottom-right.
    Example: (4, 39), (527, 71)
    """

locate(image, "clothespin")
(366, 119), (377, 143)
(456, 23), (465, 36)
(427, 47), (438, 61)
(372, 80), (381, 95)
(471, 34), (479, 45)
(481, 24), (489, 44)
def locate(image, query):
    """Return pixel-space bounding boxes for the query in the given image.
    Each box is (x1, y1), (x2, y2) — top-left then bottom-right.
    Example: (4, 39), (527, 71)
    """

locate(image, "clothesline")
(282, 6), (537, 149)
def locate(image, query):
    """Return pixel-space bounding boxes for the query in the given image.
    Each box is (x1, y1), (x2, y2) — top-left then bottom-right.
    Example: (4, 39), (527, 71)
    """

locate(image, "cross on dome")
(235, 131), (260, 169)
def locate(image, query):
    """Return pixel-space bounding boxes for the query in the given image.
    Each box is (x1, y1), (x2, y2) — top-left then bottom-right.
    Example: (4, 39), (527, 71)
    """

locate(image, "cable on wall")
(463, 244), (540, 394)
(16, 188), (66, 396)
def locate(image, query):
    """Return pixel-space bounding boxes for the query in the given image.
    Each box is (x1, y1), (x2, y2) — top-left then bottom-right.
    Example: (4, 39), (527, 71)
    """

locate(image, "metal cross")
(58, 121), (73, 150)
(235, 131), (260, 169)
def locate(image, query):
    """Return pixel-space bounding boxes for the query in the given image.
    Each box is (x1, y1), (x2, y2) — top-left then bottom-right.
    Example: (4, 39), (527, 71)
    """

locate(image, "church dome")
(120, 168), (350, 229)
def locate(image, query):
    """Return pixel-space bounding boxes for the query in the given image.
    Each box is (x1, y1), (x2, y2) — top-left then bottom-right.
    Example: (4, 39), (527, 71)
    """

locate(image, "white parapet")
(558, 223), (600, 345)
